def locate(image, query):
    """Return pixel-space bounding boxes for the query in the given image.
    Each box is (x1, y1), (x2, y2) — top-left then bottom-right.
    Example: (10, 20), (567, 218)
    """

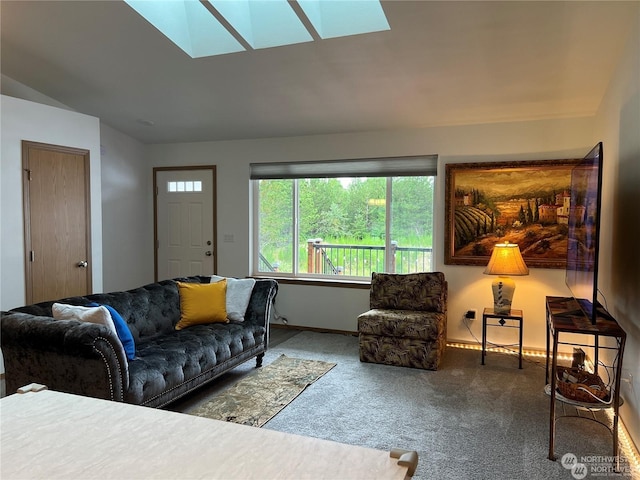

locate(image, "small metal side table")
(481, 308), (524, 369)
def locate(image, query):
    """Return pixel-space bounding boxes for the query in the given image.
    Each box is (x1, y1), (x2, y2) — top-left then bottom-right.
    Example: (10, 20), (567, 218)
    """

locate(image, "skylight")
(209, 0), (313, 49)
(125, 1), (245, 57)
(297, 0), (389, 39)
(124, 0), (390, 59)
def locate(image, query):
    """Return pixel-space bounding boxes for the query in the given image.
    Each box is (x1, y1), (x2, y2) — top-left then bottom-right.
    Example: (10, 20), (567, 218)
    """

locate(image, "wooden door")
(23, 141), (92, 304)
(154, 167), (217, 281)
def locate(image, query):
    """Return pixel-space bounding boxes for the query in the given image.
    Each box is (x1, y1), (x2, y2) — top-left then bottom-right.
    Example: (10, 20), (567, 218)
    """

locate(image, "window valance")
(250, 155), (438, 180)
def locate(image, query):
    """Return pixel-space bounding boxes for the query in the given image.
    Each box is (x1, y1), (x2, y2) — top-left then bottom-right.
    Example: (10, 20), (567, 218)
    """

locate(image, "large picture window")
(251, 156), (437, 280)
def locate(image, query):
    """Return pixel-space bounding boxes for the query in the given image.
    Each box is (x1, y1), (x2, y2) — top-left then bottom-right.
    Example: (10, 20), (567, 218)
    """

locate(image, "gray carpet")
(173, 330), (625, 480)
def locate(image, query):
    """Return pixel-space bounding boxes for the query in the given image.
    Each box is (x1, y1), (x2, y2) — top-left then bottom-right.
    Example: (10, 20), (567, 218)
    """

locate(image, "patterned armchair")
(358, 272), (447, 370)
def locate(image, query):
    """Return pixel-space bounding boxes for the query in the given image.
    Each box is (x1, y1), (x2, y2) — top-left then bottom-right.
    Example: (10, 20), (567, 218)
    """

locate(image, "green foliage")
(391, 177), (434, 239)
(258, 176), (434, 274)
(259, 180), (292, 250)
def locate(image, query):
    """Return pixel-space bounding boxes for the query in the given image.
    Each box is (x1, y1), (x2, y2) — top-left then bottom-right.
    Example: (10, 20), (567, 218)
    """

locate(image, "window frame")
(250, 156), (437, 281)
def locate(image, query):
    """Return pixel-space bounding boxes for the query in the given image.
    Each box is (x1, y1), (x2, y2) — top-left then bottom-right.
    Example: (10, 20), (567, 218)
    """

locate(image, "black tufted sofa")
(1, 276), (278, 408)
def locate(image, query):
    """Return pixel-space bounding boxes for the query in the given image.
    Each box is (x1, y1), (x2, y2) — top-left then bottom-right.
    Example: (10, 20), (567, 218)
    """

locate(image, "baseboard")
(448, 340), (588, 369)
(270, 323), (357, 337)
(269, 327), (574, 362)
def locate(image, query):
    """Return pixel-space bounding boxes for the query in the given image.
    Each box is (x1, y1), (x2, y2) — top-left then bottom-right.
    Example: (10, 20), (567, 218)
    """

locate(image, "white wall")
(99, 123), (154, 291)
(0, 95), (103, 310)
(147, 116), (595, 344)
(594, 8), (640, 456)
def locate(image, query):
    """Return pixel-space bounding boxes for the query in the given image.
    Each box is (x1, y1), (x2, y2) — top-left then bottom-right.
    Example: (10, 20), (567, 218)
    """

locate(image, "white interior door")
(155, 168), (216, 281)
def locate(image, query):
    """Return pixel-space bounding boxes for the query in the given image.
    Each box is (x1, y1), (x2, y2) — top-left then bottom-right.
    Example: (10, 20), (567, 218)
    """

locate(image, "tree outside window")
(255, 175), (434, 279)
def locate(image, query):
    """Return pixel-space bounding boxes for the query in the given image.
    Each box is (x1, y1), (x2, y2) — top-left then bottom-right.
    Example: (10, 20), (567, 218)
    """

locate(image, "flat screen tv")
(565, 142), (605, 324)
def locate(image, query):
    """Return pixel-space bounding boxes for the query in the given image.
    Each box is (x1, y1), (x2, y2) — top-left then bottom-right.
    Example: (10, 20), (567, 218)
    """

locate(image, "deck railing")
(307, 239), (432, 276)
(259, 241), (432, 276)
(259, 253), (278, 272)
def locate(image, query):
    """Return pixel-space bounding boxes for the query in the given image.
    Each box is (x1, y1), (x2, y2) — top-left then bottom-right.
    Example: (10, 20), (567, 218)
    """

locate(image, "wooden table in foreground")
(1, 389), (416, 480)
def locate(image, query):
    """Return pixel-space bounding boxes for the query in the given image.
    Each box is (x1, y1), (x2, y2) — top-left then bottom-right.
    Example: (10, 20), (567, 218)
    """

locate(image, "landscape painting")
(445, 159), (583, 268)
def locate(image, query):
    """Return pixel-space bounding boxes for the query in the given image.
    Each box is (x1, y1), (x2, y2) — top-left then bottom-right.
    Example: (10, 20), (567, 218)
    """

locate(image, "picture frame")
(444, 159), (583, 268)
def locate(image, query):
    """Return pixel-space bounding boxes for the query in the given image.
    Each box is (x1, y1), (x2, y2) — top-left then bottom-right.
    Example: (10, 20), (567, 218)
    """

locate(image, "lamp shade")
(483, 242), (529, 276)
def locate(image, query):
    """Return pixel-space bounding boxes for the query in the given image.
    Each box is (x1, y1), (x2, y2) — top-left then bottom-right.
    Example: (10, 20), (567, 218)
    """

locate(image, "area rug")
(189, 354), (336, 427)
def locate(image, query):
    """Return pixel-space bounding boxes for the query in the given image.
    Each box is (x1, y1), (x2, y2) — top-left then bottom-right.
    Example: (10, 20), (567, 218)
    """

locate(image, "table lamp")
(483, 241), (529, 314)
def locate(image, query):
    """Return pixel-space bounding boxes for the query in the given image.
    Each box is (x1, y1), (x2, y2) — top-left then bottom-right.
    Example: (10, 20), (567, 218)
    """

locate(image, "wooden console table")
(545, 296), (626, 463)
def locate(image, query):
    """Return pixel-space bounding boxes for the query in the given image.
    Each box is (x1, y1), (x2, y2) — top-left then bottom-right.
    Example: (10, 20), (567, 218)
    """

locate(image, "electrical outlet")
(465, 309), (477, 320)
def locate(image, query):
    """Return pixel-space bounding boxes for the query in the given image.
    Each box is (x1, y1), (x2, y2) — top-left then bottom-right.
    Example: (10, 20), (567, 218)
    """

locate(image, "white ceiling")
(1, 1), (637, 144)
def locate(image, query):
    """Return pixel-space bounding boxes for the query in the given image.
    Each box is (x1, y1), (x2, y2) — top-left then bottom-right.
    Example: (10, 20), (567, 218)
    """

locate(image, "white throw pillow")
(52, 304), (125, 355)
(210, 275), (256, 322)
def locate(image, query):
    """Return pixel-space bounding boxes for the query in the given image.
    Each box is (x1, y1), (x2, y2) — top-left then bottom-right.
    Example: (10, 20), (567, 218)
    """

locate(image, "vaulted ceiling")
(1, 1), (637, 144)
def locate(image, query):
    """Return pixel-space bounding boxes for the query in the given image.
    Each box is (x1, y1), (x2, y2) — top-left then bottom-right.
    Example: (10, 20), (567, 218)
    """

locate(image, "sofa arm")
(244, 279), (278, 328)
(1, 311), (129, 401)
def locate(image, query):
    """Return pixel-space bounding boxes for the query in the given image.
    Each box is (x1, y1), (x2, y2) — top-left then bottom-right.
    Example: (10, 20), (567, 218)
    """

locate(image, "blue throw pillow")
(88, 302), (136, 360)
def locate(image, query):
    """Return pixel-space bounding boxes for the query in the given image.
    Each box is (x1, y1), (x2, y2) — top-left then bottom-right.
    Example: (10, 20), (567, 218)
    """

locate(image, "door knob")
(77, 261), (88, 268)
(205, 251), (212, 256)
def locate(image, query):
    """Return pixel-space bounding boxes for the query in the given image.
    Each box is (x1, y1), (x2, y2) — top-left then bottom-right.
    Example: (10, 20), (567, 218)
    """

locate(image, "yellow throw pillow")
(175, 280), (228, 330)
